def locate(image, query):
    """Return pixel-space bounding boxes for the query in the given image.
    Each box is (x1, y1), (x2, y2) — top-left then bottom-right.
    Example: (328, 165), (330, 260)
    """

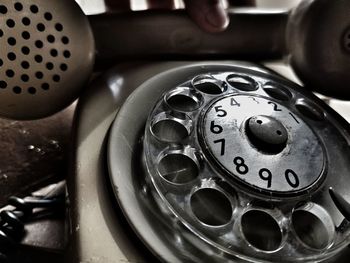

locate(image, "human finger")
(184, 0), (229, 33)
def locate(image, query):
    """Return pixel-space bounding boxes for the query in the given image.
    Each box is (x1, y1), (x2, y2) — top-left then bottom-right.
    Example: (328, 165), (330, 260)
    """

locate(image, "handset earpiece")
(287, 0), (350, 99)
(0, 0), (94, 120)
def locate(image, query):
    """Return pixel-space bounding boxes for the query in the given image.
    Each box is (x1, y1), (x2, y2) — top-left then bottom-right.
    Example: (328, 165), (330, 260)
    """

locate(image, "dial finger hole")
(151, 113), (192, 143)
(157, 150), (199, 184)
(295, 99), (324, 121)
(226, 74), (258, 91)
(292, 203), (334, 250)
(166, 87), (203, 112)
(192, 75), (225, 95)
(263, 83), (292, 101)
(241, 210), (282, 251)
(191, 188), (233, 226)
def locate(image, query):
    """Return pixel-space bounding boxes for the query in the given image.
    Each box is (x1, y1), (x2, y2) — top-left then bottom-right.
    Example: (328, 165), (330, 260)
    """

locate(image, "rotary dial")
(140, 67), (350, 262)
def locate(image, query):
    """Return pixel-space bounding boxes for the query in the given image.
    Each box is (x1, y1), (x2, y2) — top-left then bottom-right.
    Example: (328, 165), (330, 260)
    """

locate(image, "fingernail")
(205, 5), (229, 29)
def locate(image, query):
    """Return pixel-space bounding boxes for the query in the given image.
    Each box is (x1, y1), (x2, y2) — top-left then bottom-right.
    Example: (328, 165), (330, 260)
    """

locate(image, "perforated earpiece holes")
(0, 2), (71, 95)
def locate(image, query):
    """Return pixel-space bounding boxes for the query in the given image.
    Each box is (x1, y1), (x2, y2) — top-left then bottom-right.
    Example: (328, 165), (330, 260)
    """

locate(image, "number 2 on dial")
(268, 101), (282, 111)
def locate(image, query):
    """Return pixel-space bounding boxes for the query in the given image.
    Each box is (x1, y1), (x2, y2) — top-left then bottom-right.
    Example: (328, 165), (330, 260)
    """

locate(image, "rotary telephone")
(104, 61), (350, 262)
(0, 0), (350, 262)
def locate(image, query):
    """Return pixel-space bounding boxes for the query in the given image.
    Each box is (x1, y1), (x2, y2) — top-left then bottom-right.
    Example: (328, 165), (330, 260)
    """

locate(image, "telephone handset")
(0, 0), (349, 119)
(91, 0), (350, 100)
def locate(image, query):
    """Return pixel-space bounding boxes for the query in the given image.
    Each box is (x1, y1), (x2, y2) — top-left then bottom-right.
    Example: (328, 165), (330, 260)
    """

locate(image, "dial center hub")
(246, 115), (288, 153)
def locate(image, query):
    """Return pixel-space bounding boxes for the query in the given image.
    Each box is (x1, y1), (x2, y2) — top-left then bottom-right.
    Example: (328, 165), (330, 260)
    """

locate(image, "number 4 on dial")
(231, 98), (240, 107)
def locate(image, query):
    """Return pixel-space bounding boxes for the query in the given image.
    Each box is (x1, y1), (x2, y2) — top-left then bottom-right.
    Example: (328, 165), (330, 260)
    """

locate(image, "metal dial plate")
(201, 95), (325, 195)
